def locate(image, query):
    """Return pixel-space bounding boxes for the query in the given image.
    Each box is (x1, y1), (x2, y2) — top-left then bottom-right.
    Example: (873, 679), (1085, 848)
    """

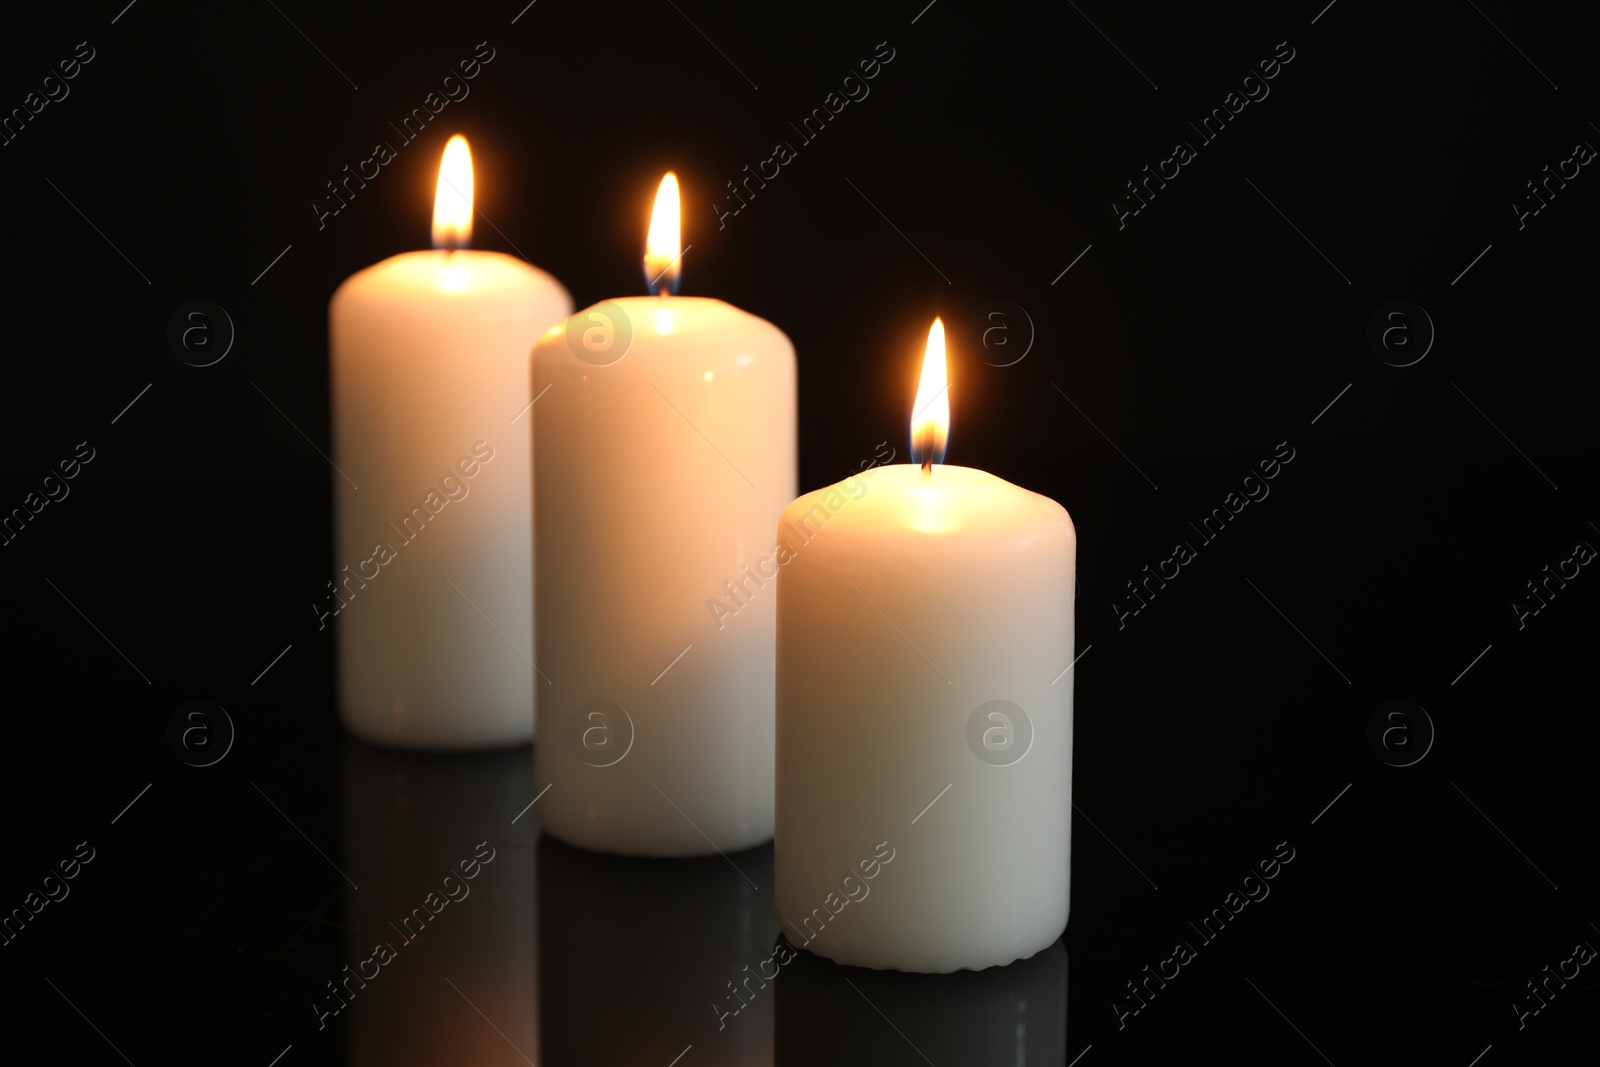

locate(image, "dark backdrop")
(2, 2), (1596, 1064)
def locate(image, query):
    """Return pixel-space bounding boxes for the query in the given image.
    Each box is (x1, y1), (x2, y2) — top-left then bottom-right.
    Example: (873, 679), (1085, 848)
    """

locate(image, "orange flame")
(911, 318), (950, 467)
(432, 135), (473, 250)
(644, 172), (682, 294)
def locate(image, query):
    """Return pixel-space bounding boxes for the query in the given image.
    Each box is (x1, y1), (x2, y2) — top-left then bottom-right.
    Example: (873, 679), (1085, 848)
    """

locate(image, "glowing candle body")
(531, 295), (796, 855)
(330, 250), (571, 749)
(774, 463), (1075, 972)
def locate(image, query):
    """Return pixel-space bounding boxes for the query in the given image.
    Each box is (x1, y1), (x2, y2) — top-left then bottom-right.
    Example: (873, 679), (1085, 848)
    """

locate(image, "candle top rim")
(780, 463), (1072, 540)
(535, 294), (793, 351)
(571, 294), (742, 310)
(334, 248), (569, 302)
(843, 463), (1029, 486)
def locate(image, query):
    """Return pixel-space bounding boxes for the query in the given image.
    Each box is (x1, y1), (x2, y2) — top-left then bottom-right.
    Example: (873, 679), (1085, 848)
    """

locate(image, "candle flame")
(432, 135), (474, 250)
(911, 317), (950, 467)
(644, 172), (682, 295)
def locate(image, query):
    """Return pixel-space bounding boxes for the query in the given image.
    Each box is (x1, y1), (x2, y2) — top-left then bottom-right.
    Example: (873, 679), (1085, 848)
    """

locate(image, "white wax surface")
(532, 295), (796, 856)
(330, 249), (571, 749)
(775, 463), (1075, 971)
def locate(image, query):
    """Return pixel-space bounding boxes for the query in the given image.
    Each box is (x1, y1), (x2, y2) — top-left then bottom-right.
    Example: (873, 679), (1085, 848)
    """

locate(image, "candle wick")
(919, 424), (934, 478)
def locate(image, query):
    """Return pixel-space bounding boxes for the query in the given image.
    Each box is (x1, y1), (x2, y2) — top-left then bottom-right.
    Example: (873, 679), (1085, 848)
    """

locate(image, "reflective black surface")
(4, 1), (1599, 1064)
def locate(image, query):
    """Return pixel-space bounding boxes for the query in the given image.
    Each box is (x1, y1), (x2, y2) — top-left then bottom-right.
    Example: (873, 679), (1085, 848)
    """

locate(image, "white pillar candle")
(531, 173), (796, 856)
(774, 319), (1076, 972)
(330, 135), (571, 750)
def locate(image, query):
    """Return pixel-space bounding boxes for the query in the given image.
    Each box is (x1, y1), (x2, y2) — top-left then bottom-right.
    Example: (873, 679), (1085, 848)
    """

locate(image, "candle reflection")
(341, 740), (537, 1066)
(338, 739), (1062, 1062)
(538, 836), (775, 1066)
(776, 938), (1066, 1066)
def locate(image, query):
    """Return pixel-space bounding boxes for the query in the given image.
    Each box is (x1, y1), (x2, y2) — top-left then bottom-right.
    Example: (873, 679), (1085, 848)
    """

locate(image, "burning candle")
(530, 173), (796, 855)
(774, 319), (1076, 972)
(329, 135), (572, 750)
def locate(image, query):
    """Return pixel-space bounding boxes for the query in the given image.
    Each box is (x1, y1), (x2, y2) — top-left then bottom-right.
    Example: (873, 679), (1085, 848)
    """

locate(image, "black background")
(2, 1), (1596, 1064)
